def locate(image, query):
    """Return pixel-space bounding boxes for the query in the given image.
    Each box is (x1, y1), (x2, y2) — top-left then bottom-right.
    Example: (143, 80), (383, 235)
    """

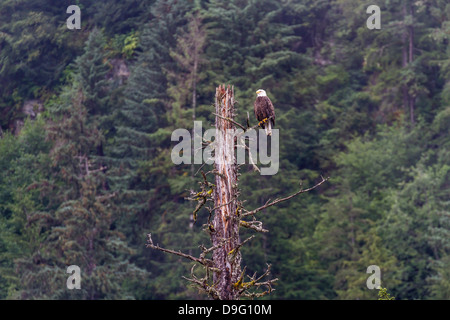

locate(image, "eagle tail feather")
(266, 121), (272, 136)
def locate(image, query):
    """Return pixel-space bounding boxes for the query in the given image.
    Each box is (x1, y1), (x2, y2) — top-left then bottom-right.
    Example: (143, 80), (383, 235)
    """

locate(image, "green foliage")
(0, 0), (449, 300)
(75, 28), (110, 117)
(122, 32), (139, 60)
(0, 0), (83, 126)
(378, 287), (395, 300)
(108, 31), (140, 60)
(0, 118), (52, 298)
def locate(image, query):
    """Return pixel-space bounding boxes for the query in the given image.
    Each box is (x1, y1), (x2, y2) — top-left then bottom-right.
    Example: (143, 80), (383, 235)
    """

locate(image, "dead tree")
(210, 84), (242, 300)
(147, 85), (328, 300)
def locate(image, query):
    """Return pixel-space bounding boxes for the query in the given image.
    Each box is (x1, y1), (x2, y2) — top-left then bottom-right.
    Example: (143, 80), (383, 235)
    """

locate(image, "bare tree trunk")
(402, 3), (409, 114)
(408, 3), (415, 125)
(211, 84), (241, 300)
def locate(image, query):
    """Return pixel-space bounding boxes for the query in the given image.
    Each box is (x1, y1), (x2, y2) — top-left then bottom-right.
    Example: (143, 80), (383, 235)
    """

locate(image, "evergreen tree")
(8, 81), (147, 299)
(75, 28), (110, 119)
(103, 0), (200, 299)
(381, 108), (450, 299)
(0, 0), (83, 127)
(0, 0), (450, 300)
(0, 118), (52, 298)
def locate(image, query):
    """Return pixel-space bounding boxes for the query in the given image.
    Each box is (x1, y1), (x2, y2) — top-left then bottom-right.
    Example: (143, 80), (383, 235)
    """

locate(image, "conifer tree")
(0, 0), (80, 125)
(102, 0), (197, 298)
(0, 118), (52, 298)
(166, 11), (207, 128)
(106, 0), (193, 221)
(75, 28), (110, 119)
(8, 82), (147, 299)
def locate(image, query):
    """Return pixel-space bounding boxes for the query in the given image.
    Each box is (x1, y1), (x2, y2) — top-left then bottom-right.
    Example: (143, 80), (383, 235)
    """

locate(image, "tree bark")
(211, 84), (241, 300)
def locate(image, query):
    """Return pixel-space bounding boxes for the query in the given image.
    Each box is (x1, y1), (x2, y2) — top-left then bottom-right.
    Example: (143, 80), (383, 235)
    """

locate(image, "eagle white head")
(256, 89), (267, 97)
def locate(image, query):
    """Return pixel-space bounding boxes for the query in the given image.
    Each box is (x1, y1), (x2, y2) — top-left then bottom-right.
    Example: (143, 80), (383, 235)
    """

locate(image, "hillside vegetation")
(0, 0), (449, 299)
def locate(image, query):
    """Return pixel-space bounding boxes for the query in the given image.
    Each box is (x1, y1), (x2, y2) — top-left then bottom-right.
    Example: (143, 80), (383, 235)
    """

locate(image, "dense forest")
(0, 0), (449, 300)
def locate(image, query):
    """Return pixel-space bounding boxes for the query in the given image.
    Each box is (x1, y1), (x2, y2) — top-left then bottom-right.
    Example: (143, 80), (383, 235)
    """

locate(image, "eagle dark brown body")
(254, 93), (275, 135)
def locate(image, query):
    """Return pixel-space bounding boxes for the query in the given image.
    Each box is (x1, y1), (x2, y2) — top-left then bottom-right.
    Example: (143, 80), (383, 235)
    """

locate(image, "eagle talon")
(258, 118), (268, 127)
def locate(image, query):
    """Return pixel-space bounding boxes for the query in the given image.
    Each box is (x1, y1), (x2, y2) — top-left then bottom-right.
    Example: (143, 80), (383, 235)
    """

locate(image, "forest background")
(0, 0), (449, 300)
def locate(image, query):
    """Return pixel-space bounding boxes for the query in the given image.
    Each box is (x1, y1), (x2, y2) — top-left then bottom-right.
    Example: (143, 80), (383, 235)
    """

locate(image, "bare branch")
(227, 235), (255, 262)
(237, 264), (278, 298)
(211, 196), (237, 212)
(194, 162), (208, 176)
(242, 176), (329, 217)
(213, 113), (275, 133)
(146, 233), (214, 268)
(235, 140), (260, 173)
(240, 220), (268, 233)
(186, 171), (215, 222)
(199, 238), (228, 260)
(182, 265), (220, 300)
(247, 115), (275, 132)
(212, 113), (246, 131)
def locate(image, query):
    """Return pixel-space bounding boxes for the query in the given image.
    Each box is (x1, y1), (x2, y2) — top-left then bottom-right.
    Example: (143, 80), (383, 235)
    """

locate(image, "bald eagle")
(254, 89), (275, 136)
